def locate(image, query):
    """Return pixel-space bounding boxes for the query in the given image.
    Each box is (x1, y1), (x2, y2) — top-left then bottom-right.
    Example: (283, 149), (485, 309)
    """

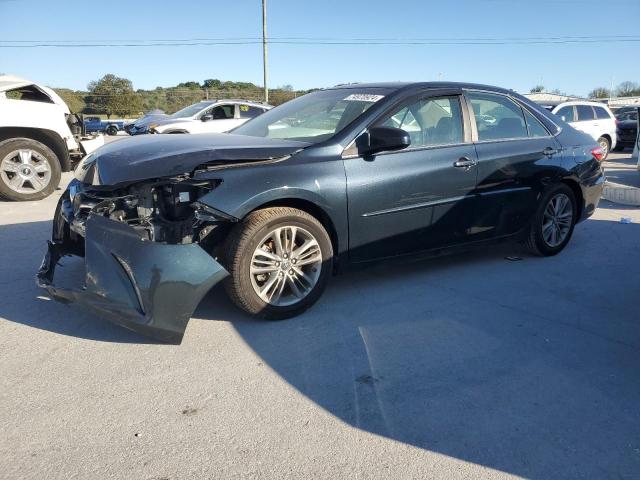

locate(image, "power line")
(1, 35), (640, 48)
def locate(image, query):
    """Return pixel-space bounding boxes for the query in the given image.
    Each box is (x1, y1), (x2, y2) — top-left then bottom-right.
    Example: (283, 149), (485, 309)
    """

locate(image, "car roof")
(554, 100), (611, 109)
(208, 99), (273, 108)
(327, 81), (514, 95)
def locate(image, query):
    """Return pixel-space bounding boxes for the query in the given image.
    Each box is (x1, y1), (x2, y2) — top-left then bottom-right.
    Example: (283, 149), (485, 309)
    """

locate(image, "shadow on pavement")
(197, 218), (640, 479)
(0, 220), (159, 344)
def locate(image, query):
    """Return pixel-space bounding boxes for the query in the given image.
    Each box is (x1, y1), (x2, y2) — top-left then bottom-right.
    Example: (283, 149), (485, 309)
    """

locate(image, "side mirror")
(358, 126), (411, 156)
(201, 114), (213, 122)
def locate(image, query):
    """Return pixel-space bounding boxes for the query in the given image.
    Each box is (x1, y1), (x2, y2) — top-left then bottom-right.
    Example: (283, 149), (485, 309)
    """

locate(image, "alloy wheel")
(542, 193), (573, 248)
(0, 149), (52, 194)
(598, 138), (609, 157)
(250, 226), (323, 306)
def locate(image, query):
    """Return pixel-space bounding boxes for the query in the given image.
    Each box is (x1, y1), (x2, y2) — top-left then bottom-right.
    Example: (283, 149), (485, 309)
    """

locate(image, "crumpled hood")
(79, 133), (307, 186)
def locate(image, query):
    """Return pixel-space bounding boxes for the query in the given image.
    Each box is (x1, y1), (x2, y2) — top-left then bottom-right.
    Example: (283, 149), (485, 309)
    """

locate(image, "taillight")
(591, 146), (605, 162)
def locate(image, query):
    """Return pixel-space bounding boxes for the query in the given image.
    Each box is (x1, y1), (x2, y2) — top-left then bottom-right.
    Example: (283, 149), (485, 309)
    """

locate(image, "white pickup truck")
(0, 75), (104, 201)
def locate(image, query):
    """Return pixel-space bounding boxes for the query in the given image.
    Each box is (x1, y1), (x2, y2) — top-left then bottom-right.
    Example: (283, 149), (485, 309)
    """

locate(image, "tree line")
(54, 74), (308, 118)
(530, 81), (640, 99)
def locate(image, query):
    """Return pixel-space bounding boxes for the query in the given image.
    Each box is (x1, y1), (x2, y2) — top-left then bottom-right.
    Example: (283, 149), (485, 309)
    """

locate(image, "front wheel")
(222, 207), (333, 319)
(106, 125), (119, 136)
(525, 184), (576, 256)
(0, 138), (61, 201)
(597, 136), (610, 160)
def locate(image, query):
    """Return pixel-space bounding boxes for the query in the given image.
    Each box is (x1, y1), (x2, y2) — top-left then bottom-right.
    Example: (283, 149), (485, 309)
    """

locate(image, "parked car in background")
(38, 82), (604, 343)
(83, 116), (125, 136)
(550, 101), (617, 160)
(124, 109), (167, 135)
(143, 100), (272, 134)
(0, 75), (103, 201)
(614, 109), (638, 151)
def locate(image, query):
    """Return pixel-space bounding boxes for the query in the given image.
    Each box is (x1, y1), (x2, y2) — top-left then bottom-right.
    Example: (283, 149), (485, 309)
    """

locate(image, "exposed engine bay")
(60, 177), (234, 252)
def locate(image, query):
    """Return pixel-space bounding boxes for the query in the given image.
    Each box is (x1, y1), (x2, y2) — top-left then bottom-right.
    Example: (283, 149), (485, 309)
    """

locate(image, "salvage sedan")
(37, 82), (605, 343)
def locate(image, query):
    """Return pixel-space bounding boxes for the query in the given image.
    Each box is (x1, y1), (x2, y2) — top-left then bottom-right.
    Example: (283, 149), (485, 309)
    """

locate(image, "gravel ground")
(1, 162), (639, 479)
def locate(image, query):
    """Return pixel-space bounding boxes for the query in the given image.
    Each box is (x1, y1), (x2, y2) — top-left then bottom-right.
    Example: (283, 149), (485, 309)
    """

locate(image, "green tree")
(203, 78), (222, 89)
(87, 74), (142, 118)
(177, 81), (201, 89)
(588, 87), (610, 99)
(530, 85), (545, 93)
(53, 88), (86, 113)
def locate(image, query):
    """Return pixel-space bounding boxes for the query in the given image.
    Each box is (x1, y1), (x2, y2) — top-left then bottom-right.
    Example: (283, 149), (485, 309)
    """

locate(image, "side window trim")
(520, 105), (552, 138)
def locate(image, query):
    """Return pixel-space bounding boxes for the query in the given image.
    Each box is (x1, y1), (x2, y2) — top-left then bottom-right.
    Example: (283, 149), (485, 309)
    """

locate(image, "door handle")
(453, 157), (477, 170)
(543, 147), (558, 157)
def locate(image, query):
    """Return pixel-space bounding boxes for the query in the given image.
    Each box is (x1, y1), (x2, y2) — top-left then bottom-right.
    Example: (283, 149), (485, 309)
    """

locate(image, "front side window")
(206, 104), (235, 120)
(467, 92), (528, 141)
(555, 106), (575, 122)
(576, 105), (595, 121)
(239, 105), (265, 119)
(232, 88), (391, 143)
(377, 96), (463, 147)
(594, 107), (611, 120)
(523, 109), (550, 137)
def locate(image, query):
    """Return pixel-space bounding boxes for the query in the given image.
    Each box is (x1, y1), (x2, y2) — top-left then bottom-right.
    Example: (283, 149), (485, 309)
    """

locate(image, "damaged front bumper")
(36, 213), (228, 344)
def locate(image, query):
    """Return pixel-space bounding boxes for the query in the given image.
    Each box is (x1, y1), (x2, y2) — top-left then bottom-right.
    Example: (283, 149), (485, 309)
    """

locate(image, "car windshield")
(231, 88), (391, 143)
(171, 102), (213, 118)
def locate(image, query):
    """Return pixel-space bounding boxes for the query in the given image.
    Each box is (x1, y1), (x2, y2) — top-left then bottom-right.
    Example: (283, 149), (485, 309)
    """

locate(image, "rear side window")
(239, 105), (265, 119)
(523, 109), (549, 137)
(467, 91), (528, 141)
(576, 105), (595, 121)
(377, 96), (464, 147)
(594, 106), (611, 120)
(555, 106), (575, 122)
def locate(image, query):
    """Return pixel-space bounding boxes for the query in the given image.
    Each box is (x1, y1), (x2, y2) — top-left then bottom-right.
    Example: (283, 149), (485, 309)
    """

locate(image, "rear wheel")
(0, 138), (61, 201)
(597, 136), (610, 160)
(525, 184), (576, 256)
(222, 207), (333, 319)
(106, 125), (119, 136)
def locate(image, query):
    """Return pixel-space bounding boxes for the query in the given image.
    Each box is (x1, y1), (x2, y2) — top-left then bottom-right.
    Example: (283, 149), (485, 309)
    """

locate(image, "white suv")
(147, 100), (272, 135)
(551, 101), (617, 160)
(0, 75), (103, 201)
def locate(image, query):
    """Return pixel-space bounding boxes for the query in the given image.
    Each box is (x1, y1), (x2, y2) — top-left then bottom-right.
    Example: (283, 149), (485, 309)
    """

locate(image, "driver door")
(194, 104), (238, 133)
(344, 91), (478, 262)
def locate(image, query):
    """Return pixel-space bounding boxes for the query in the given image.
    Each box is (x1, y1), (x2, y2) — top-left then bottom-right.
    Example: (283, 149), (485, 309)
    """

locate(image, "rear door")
(574, 104), (599, 140)
(238, 104), (267, 127)
(345, 90), (479, 261)
(465, 90), (562, 239)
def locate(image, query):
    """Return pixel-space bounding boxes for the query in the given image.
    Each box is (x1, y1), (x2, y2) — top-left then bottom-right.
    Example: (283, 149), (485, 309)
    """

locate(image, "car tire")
(597, 136), (610, 160)
(222, 207), (333, 319)
(106, 125), (119, 136)
(525, 183), (576, 257)
(0, 138), (61, 201)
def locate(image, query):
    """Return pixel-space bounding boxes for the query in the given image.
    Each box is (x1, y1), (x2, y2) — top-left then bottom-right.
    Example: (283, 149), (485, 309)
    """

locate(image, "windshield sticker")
(344, 93), (385, 102)
(240, 105), (249, 111)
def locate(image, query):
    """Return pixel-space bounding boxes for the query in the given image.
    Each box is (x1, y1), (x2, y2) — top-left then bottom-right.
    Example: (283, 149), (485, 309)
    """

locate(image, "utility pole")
(262, 0), (269, 104)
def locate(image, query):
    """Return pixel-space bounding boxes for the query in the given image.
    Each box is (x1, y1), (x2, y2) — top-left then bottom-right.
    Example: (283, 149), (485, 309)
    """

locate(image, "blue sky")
(0, 0), (638, 96)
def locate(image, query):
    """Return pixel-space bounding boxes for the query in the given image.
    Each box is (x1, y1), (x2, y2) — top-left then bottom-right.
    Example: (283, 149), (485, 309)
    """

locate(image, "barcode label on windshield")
(344, 94), (385, 102)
